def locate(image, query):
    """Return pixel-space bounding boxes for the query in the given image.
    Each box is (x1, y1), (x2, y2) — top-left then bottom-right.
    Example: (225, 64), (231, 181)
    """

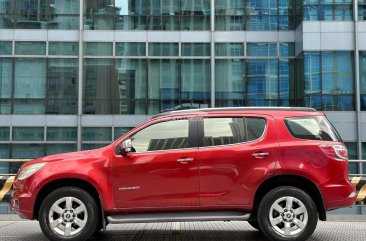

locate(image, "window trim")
(197, 116), (268, 149)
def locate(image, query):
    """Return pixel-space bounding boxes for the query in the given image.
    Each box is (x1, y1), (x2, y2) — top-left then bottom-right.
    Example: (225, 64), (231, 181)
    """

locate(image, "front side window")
(130, 119), (189, 152)
(203, 117), (266, 147)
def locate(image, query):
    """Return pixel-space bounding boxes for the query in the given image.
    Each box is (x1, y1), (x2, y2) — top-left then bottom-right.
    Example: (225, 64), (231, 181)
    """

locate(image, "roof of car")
(153, 107), (317, 119)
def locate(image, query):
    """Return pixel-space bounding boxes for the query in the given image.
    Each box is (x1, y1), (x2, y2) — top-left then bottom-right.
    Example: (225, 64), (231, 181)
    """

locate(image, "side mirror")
(119, 139), (132, 156)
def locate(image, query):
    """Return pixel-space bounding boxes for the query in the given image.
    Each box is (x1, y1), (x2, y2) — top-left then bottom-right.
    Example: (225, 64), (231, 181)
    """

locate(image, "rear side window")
(203, 117), (266, 147)
(284, 116), (341, 141)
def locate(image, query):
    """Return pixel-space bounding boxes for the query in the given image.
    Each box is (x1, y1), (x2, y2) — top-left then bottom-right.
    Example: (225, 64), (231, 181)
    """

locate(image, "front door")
(112, 118), (199, 210)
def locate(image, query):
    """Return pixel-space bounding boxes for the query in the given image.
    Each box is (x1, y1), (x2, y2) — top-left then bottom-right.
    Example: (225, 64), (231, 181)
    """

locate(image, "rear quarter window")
(284, 116), (341, 141)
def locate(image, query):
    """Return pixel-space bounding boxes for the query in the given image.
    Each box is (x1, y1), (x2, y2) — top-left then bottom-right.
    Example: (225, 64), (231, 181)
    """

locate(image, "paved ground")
(0, 220), (365, 241)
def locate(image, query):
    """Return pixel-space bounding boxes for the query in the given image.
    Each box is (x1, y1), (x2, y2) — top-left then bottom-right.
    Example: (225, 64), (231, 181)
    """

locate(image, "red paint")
(11, 109), (356, 220)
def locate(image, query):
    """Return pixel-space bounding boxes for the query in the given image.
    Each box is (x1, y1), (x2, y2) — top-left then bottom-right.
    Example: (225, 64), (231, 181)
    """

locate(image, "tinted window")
(247, 118), (266, 141)
(130, 120), (189, 152)
(203, 117), (266, 147)
(285, 116), (341, 141)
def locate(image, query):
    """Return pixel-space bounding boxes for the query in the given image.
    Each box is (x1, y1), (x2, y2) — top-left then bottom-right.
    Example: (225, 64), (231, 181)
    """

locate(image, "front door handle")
(177, 157), (194, 163)
(252, 152), (270, 159)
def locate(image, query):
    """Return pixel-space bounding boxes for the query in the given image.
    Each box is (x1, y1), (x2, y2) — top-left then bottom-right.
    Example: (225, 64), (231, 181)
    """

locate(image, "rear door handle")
(252, 152), (269, 159)
(177, 157), (194, 163)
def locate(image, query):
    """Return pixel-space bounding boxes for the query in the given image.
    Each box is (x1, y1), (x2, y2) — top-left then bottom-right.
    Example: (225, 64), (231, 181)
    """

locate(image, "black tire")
(39, 187), (99, 241)
(248, 220), (261, 231)
(257, 186), (318, 241)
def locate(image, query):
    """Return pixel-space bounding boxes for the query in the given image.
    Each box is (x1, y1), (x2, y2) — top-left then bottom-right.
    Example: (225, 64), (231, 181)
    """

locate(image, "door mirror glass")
(119, 139), (132, 156)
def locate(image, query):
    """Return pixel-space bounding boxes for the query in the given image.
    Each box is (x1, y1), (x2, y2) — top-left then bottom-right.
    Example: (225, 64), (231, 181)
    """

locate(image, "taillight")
(320, 144), (348, 160)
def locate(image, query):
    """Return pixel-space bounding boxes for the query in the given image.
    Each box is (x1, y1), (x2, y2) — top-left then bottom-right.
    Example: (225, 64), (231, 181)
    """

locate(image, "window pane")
(216, 43), (244, 57)
(0, 127), (9, 141)
(49, 15), (79, 30)
(15, 41), (46, 55)
(182, 43), (210, 56)
(246, 59), (278, 106)
(14, 58), (46, 99)
(149, 0), (179, 15)
(82, 127), (111, 142)
(203, 118), (246, 146)
(130, 120), (189, 152)
(49, 42), (79, 56)
(51, 0), (80, 14)
(215, 59), (245, 100)
(47, 59), (78, 114)
(181, 59), (211, 101)
(116, 43), (146, 56)
(304, 52), (321, 95)
(148, 16), (180, 30)
(181, 16), (210, 30)
(46, 144), (77, 155)
(0, 41), (11, 55)
(12, 144), (45, 159)
(149, 43), (178, 56)
(83, 59), (114, 114)
(47, 127), (77, 141)
(115, 16), (147, 30)
(247, 43), (277, 57)
(13, 127), (44, 141)
(215, 16), (245, 31)
(0, 144), (9, 159)
(148, 59), (179, 113)
(0, 58), (12, 99)
(247, 118), (266, 141)
(114, 127), (133, 140)
(84, 42), (113, 56)
(280, 43), (295, 56)
(115, 59), (147, 115)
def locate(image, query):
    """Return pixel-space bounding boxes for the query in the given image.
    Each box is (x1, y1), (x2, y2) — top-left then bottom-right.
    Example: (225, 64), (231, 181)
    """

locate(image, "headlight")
(17, 163), (47, 180)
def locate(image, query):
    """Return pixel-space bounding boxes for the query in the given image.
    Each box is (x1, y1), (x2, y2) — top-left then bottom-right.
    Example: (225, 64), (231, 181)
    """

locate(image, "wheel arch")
(33, 178), (103, 221)
(253, 174), (326, 221)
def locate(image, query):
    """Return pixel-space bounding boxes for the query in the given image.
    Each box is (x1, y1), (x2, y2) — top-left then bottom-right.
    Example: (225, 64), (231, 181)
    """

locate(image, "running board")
(107, 211), (251, 224)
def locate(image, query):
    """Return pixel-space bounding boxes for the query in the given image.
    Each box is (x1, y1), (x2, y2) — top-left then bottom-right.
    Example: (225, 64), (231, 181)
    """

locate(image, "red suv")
(11, 107), (356, 241)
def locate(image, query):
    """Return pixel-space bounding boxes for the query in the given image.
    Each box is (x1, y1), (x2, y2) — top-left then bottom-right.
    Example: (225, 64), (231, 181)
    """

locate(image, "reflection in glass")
(47, 127), (77, 141)
(246, 59), (278, 106)
(131, 119), (189, 152)
(83, 59), (114, 114)
(182, 43), (210, 56)
(116, 43), (145, 56)
(82, 127), (112, 142)
(13, 127), (44, 141)
(14, 58), (46, 99)
(49, 42), (79, 56)
(15, 41), (46, 55)
(0, 144), (9, 159)
(216, 43), (244, 57)
(84, 42), (113, 56)
(361, 51), (366, 110)
(115, 59), (147, 114)
(0, 127), (9, 141)
(204, 118), (246, 146)
(46, 144), (77, 155)
(47, 59), (78, 114)
(0, 41), (12, 55)
(247, 43), (277, 57)
(114, 127), (133, 140)
(215, 59), (245, 103)
(12, 144), (45, 159)
(181, 59), (210, 102)
(148, 43), (179, 56)
(0, 58), (12, 100)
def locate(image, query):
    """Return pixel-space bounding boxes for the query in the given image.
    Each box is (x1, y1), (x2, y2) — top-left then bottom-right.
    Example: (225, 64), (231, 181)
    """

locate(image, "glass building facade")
(1, 0), (366, 213)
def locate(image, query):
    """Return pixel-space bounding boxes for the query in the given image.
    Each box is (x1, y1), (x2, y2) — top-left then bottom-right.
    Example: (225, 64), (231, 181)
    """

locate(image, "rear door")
(198, 114), (279, 208)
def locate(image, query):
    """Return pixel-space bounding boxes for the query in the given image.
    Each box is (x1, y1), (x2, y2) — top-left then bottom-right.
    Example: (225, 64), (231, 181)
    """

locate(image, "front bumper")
(10, 179), (36, 220)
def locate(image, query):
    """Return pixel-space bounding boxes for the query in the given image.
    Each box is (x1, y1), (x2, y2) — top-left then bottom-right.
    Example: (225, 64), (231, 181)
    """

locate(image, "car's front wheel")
(39, 187), (99, 241)
(257, 186), (318, 241)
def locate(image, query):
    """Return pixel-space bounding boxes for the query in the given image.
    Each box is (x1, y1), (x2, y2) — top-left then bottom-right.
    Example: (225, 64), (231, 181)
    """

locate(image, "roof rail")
(152, 107), (317, 118)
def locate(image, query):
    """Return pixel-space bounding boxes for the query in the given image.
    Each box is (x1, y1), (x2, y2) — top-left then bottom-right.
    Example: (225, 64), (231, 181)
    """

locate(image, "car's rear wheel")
(39, 187), (99, 241)
(257, 186), (318, 241)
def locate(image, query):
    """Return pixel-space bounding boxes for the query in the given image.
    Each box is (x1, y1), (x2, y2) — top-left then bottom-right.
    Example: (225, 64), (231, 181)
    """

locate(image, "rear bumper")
(322, 183), (356, 210)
